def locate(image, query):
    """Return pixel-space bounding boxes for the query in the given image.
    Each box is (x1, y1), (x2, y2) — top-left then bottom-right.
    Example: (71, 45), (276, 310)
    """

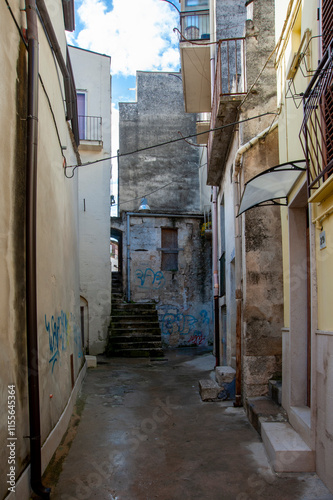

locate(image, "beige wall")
(0, 1), (83, 498)
(69, 46), (112, 355)
(276, 0), (333, 492)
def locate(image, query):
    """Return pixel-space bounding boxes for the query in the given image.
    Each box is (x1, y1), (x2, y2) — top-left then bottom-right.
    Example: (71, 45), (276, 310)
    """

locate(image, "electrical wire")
(178, 130), (207, 147)
(4, 0), (28, 48)
(39, 74), (66, 157)
(65, 111), (278, 176)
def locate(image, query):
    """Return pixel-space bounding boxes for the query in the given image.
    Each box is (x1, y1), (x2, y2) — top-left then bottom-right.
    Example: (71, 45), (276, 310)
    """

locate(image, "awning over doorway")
(238, 160), (306, 216)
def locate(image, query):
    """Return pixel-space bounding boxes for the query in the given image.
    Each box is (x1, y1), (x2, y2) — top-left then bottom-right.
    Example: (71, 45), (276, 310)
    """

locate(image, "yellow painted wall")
(312, 197), (333, 331)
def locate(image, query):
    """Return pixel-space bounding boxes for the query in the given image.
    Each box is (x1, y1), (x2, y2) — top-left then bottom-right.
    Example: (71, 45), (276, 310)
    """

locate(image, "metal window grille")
(299, 43), (333, 194)
(78, 115), (102, 142)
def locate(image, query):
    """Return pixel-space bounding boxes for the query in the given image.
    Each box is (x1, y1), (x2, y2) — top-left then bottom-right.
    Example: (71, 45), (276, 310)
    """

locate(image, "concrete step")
(246, 396), (288, 436)
(261, 422), (315, 472)
(268, 379), (282, 406)
(199, 380), (225, 401)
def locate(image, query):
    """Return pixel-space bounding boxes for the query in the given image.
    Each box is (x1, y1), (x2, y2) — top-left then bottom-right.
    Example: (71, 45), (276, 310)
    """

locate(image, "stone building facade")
(113, 71), (213, 348)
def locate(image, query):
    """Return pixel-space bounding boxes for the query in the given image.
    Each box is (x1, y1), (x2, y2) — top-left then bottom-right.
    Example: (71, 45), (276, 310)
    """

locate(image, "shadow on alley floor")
(45, 348), (333, 500)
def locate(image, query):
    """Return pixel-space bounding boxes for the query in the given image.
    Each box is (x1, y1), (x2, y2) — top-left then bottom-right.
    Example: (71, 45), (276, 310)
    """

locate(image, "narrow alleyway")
(48, 350), (333, 500)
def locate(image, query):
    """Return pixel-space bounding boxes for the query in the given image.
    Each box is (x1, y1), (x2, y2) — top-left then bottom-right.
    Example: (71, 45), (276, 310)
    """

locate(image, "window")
(185, 0), (208, 9)
(161, 228), (178, 271)
(77, 92), (86, 140)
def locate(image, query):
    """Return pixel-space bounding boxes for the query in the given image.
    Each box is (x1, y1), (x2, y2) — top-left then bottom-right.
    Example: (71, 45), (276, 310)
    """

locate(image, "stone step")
(108, 334), (162, 342)
(268, 379), (282, 406)
(108, 340), (163, 350)
(199, 380), (224, 401)
(261, 422), (315, 472)
(106, 298), (163, 359)
(109, 327), (162, 337)
(110, 321), (160, 330)
(246, 396), (288, 435)
(110, 347), (164, 358)
(111, 315), (159, 323)
(112, 305), (158, 316)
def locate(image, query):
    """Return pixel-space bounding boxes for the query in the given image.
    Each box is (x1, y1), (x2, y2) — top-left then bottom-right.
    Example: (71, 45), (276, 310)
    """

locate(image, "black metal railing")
(78, 115), (102, 142)
(208, 38), (246, 167)
(299, 43), (333, 194)
(180, 10), (210, 41)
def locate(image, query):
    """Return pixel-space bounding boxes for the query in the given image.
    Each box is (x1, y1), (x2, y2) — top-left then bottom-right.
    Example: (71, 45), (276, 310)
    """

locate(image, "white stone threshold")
(261, 421), (315, 473)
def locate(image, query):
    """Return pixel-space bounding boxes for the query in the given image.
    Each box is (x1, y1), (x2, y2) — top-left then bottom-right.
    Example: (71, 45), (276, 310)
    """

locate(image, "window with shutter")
(322, 0), (333, 53)
(322, 0), (333, 175)
(161, 228), (178, 272)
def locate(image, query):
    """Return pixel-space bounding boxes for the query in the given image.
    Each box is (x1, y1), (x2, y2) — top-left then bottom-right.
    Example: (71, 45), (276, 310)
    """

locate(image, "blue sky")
(68, 0), (180, 108)
(67, 0), (181, 210)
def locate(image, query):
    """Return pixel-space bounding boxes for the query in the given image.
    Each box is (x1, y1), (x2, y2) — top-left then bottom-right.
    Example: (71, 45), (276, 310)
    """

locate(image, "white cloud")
(74, 0), (180, 76)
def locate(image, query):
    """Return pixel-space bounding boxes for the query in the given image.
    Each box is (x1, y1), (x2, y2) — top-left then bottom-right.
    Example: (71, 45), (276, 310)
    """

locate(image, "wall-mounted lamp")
(138, 197), (151, 212)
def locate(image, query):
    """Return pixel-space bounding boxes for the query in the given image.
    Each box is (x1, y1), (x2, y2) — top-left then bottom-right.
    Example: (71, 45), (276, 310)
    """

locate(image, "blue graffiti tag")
(157, 304), (211, 346)
(135, 268), (165, 289)
(45, 310), (82, 372)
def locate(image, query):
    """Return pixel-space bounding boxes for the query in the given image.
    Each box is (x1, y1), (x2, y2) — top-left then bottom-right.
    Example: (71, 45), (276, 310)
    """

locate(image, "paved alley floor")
(48, 349), (333, 500)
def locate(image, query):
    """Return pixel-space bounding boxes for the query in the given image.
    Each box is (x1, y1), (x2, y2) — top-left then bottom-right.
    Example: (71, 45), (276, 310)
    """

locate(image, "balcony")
(78, 115), (103, 150)
(179, 9), (211, 113)
(207, 38), (246, 186)
(300, 43), (333, 200)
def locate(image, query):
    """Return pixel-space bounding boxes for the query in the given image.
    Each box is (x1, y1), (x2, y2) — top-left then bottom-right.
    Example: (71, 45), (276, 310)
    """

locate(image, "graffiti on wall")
(157, 305), (211, 346)
(135, 268), (165, 290)
(45, 311), (83, 372)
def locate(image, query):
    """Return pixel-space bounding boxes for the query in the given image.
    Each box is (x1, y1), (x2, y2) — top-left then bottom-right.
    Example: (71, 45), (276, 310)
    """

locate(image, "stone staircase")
(246, 379), (315, 473)
(106, 272), (164, 358)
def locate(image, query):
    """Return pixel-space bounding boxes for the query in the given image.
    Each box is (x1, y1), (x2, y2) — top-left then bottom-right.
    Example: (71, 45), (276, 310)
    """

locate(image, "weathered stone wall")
(242, 131), (283, 398)
(214, 0), (282, 400)
(216, 0), (246, 40)
(117, 71), (213, 347)
(119, 71), (200, 214)
(128, 215), (213, 347)
(240, 0), (282, 400)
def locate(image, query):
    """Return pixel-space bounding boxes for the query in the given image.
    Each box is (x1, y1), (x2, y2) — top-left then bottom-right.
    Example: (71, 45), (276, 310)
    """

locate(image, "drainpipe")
(212, 186), (220, 366)
(210, 0), (219, 366)
(233, 121), (278, 407)
(26, 0), (51, 497)
(126, 213), (131, 301)
(36, 0), (74, 121)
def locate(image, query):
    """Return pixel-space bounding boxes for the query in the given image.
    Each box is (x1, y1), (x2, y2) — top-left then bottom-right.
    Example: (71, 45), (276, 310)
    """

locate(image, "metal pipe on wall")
(25, 0), (50, 497)
(212, 186), (220, 366)
(127, 213), (131, 301)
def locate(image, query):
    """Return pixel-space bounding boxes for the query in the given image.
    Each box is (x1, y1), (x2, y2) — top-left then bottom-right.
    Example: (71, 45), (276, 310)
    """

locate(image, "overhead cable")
(65, 111), (278, 177)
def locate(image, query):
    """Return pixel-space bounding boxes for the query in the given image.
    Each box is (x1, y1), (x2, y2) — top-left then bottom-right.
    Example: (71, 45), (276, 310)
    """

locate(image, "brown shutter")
(323, 0), (333, 172)
(322, 0), (333, 53)
(161, 228), (178, 271)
